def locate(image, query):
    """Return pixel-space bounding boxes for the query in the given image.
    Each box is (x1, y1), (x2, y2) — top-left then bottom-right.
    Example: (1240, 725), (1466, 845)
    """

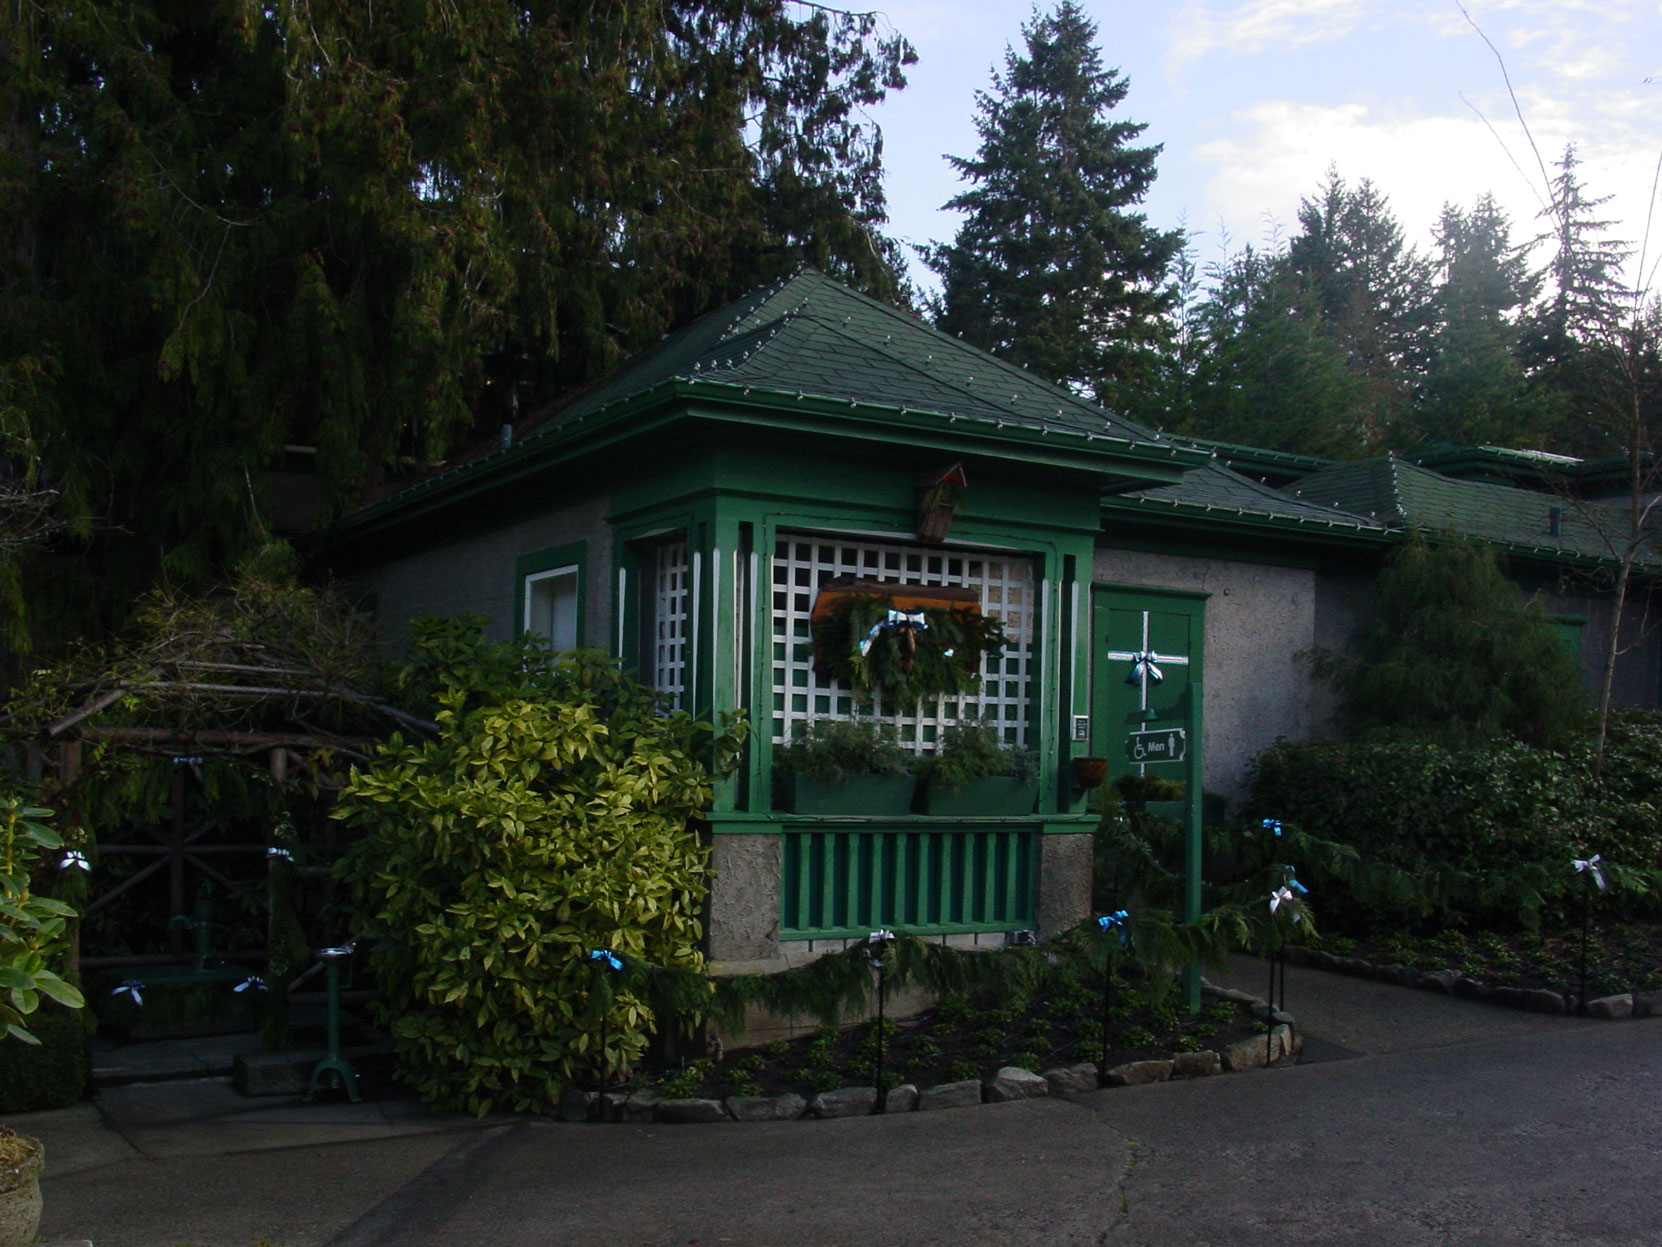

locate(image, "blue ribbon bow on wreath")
(589, 949), (624, 973)
(1098, 910), (1130, 945)
(1262, 818), (1283, 837)
(858, 610), (929, 658)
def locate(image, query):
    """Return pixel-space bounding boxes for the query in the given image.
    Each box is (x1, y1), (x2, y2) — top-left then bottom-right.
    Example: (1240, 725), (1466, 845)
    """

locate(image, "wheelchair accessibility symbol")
(1124, 727), (1186, 764)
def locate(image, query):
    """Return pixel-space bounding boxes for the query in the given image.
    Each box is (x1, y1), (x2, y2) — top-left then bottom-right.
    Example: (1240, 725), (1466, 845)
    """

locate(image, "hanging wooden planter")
(915, 463), (967, 546)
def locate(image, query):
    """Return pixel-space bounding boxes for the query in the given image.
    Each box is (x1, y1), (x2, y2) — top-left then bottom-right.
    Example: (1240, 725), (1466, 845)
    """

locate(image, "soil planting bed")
(642, 971), (1269, 1100)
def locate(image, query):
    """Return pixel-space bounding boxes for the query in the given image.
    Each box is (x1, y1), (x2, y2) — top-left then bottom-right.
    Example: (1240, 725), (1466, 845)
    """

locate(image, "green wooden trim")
(1091, 581), (1211, 603)
(512, 540), (588, 647)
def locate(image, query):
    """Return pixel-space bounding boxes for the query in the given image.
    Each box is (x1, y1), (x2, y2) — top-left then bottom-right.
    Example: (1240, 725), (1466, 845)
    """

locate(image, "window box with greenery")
(916, 723), (1039, 817)
(773, 719), (916, 816)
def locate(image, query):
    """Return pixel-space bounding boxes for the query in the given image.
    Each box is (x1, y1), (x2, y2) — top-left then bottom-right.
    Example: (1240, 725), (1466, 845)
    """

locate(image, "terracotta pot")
(0, 1132), (43, 1247)
(1070, 756), (1109, 790)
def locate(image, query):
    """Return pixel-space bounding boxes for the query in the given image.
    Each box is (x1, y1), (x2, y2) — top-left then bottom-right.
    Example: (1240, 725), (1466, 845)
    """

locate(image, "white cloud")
(1167, 0), (1368, 69)
(1191, 97), (1659, 286)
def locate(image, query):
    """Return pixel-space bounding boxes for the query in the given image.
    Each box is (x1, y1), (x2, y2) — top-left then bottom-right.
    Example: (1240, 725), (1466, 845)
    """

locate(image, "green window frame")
(514, 541), (587, 651)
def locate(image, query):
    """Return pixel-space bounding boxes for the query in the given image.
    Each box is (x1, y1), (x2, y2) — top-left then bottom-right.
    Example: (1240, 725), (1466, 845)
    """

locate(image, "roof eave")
(330, 378), (1201, 546)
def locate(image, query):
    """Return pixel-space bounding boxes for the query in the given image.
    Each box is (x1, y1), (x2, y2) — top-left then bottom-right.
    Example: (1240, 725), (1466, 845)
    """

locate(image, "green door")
(1092, 585), (1206, 1008)
(1092, 587), (1204, 779)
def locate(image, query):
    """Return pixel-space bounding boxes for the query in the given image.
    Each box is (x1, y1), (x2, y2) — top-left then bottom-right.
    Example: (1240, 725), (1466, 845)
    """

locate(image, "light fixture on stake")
(1572, 856), (1608, 1015)
(588, 948), (626, 1121)
(865, 930), (897, 1112)
(1096, 911), (1129, 1084)
(1264, 867), (1307, 1065)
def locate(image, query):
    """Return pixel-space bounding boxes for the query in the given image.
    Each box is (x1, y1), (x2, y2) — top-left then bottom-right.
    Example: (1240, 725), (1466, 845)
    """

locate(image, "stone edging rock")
(550, 983), (1301, 1125)
(1283, 944), (1662, 1020)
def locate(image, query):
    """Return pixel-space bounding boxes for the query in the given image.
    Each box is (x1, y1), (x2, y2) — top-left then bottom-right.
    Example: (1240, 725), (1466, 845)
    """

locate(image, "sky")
(867, 0), (1662, 296)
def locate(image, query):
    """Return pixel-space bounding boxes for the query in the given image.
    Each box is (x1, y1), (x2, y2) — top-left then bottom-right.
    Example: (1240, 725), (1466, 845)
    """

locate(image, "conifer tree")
(926, 0), (1181, 406)
(0, 1), (915, 656)
(1334, 537), (1588, 752)
(1175, 244), (1377, 458)
(1520, 144), (1637, 453)
(1284, 171), (1434, 447)
(1415, 195), (1551, 448)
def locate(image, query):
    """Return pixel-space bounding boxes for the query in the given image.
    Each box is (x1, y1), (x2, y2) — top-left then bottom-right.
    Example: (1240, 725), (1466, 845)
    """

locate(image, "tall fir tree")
(925, 0), (1181, 407)
(1414, 195), (1550, 448)
(1175, 242), (1379, 459)
(0, 1), (915, 658)
(1520, 144), (1636, 454)
(1284, 170), (1434, 448)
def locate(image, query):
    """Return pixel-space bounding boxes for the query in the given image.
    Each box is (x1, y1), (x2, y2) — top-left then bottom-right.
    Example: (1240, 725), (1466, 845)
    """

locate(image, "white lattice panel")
(770, 534), (1034, 751)
(652, 540), (689, 708)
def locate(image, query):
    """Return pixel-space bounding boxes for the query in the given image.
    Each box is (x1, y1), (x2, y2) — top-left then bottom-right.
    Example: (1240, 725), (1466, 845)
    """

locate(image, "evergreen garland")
(812, 594), (1008, 704)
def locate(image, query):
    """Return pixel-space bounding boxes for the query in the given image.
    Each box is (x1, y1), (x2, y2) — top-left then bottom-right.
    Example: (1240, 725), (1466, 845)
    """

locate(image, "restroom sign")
(1124, 727), (1186, 765)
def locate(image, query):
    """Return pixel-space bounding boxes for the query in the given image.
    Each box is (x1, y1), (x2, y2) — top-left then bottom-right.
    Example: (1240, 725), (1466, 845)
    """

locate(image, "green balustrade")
(781, 825), (1036, 938)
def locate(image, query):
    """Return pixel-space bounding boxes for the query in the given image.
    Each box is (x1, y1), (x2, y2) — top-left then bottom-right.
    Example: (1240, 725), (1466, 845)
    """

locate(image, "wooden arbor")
(10, 632), (434, 986)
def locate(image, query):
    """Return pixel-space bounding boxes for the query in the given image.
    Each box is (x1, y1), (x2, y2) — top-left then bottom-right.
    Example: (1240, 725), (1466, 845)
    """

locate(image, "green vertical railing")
(781, 825), (1037, 938)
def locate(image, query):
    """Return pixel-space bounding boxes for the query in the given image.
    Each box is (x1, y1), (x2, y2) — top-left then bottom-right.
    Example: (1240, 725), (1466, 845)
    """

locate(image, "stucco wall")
(358, 496), (613, 650)
(1094, 548), (1319, 806)
(1535, 580), (1660, 709)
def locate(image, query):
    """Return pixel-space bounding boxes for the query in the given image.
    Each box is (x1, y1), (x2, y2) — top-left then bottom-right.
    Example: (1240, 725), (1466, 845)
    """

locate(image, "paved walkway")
(15, 958), (1653, 1247)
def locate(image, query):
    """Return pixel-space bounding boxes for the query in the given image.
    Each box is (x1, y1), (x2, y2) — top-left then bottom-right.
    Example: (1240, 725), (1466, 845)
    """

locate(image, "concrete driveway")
(21, 958), (1658, 1247)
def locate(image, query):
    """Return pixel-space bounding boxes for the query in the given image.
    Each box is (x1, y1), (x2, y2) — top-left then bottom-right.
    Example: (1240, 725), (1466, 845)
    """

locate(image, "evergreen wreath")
(812, 593), (1008, 703)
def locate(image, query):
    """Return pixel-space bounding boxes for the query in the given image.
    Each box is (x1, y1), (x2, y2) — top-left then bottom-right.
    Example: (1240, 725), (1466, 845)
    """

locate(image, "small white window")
(524, 564), (580, 652)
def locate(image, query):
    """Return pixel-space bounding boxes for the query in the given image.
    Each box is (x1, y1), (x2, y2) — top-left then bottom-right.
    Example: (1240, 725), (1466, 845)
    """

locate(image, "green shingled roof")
(1290, 456), (1658, 569)
(1116, 462), (1387, 533)
(539, 268), (1177, 444)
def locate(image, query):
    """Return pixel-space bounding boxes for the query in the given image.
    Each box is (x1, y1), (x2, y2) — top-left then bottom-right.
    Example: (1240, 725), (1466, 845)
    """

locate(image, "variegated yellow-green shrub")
(335, 632), (743, 1115)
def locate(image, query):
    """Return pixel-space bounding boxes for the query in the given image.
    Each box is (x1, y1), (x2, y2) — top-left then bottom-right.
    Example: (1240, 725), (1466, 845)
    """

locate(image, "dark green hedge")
(1245, 714), (1662, 933)
(0, 1002), (91, 1112)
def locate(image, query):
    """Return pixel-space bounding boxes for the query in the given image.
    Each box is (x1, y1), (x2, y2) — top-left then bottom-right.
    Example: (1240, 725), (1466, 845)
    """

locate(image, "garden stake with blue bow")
(1259, 819), (1286, 1055)
(866, 930), (896, 1111)
(589, 948), (625, 1120)
(1098, 911), (1128, 1082)
(1572, 856), (1607, 1015)
(1266, 863), (1307, 1065)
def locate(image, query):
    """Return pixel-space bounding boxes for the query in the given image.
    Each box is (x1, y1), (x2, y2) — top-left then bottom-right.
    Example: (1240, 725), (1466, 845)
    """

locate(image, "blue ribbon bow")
(1124, 652), (1164, 686)
(1573, 855), (1608, 891)
(60, 849), (91, 871)
(1262, 818), (1283, 837)
(1098, 910), (1129, 945)
(111, 981), (144, 1007)
(235, 976), (267, 993)
(858, 610), (929, 657)
(589, 949), (624, 973)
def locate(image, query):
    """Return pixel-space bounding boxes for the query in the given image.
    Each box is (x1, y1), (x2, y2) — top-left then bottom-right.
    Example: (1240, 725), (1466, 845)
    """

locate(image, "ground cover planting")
(1313, 923), (1662, 1002)
(640, 962), (1268, 1101)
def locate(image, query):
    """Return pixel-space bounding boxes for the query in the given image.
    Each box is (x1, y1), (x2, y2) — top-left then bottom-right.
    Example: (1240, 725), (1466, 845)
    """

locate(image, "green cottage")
(328, 268), (1662, 977)
(329, 269), (1223, 969)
